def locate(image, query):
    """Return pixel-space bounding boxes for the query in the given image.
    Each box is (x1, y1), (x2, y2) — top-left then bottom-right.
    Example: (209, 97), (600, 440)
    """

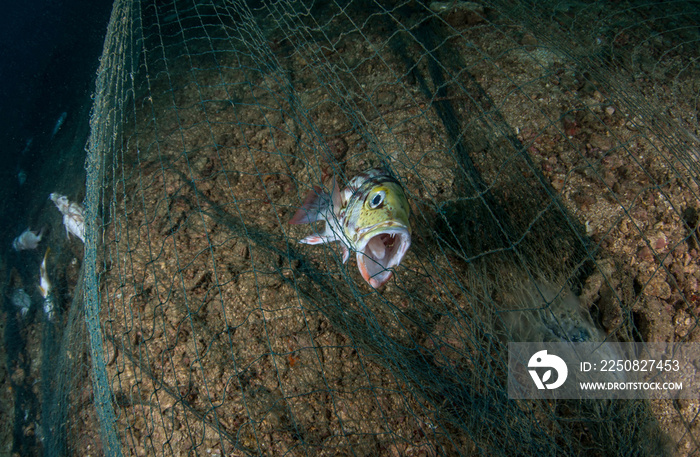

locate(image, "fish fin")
(341, 245), (350, 264)
(299, 234), (334, 245)
(289, 186), (328, 225)
(331, 176), (342, 210)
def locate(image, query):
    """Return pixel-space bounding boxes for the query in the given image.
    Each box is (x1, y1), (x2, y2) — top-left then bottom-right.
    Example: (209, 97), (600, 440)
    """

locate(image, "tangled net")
(30, 0), (700, 455)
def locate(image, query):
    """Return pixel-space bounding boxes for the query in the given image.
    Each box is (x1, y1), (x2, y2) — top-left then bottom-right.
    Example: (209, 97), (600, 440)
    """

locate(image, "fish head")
(351, 179), (411, 288)
(50, 193), (69, 212)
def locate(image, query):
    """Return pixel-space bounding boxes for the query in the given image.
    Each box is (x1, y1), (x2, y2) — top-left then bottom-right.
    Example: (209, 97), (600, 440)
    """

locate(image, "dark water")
(0, 1), (112, 454)
(0, 0), (112, 240)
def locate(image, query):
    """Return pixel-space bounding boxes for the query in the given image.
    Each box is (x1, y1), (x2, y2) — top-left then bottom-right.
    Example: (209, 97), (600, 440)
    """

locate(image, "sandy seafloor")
(3, 0), (700, 456)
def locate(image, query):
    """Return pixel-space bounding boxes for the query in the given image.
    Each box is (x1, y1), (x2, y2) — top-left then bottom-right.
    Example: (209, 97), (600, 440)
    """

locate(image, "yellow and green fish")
(290, 168), (411, 288)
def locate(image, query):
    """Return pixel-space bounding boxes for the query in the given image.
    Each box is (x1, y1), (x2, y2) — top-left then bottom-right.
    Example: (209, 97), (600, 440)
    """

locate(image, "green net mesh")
(73, 0), (700, 454)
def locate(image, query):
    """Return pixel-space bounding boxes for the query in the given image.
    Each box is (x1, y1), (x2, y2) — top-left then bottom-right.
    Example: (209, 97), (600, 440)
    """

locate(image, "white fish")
(51, 112), (67, 138)
(50, 193), (85, 243)
(38, 249), (54, 321)
(12, 228), (43, 251)
(11, 288), (31, 317)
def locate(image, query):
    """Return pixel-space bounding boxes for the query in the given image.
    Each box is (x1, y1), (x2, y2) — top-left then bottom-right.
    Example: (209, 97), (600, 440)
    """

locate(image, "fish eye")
(369, 190), (385, 209)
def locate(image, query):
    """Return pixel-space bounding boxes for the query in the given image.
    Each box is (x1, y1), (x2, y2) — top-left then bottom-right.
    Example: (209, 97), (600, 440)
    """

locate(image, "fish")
(11, 288), (31, 317)
(17, 169), (27, 186)
(21, 138), (33, 155)
(50, 193), (85, 243)
(51, 112), (67, 138)
(289, 168), (411, 288)
(38, 248), (54, 321)
(12, 227), (44, 251)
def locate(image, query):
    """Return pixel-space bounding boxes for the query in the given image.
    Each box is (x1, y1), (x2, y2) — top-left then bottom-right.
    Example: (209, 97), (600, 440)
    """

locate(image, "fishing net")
(62, 0), (700, 454)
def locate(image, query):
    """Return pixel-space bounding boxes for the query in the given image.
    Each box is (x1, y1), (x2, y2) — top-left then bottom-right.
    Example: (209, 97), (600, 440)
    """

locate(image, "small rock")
(646, 275), (672, 300)
(602, 170), (617, 188)
(374, 90), (396, 107)
(597, 259), (617, 277)
(653, 233), (668, 251)
(573, 191), (595, 210)
(599, 284), (623, 332)
(562, 114), (578, 136)
(551, 176), (565, 192)
(654, 235), (667, 251)
(325, 137), (348, 161)
(589, 133), (615, 151)
(11, 368), (25, 385)
(631, 207), (647, 222)
(521, 33), (538, 47)
(580, 80), (598, 95)
(685, 276), (698, 297)
(637, 246), (654, 262)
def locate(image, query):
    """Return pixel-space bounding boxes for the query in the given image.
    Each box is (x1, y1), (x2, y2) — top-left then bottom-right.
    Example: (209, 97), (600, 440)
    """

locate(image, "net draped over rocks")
(42, 0), (700, 455)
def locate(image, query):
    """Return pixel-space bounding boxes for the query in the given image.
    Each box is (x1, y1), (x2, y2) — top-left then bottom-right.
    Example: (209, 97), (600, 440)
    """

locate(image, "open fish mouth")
(356, 228), (411, 288)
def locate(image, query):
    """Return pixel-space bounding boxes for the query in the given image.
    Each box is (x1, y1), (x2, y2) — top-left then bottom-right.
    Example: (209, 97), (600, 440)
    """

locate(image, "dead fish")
(290, 168), (411, 288)
(12, 228), (43, 251)
(50, 193), (85, 243)
(38, 248), (54, 321)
